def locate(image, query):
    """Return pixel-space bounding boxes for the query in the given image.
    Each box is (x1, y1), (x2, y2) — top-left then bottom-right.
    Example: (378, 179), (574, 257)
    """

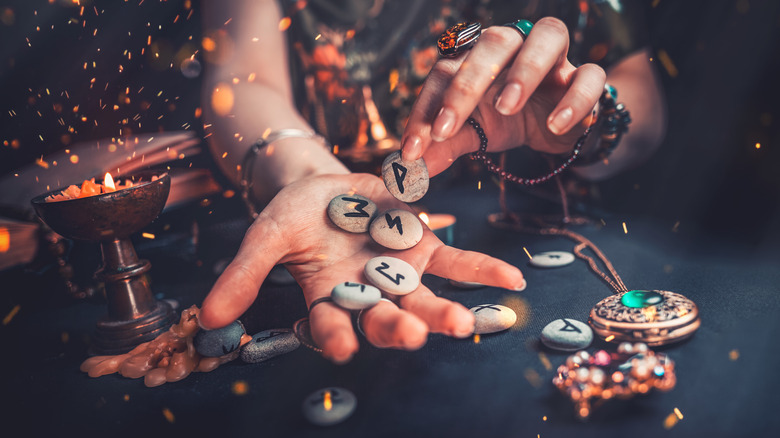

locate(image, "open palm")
(200, 173), (525, 363)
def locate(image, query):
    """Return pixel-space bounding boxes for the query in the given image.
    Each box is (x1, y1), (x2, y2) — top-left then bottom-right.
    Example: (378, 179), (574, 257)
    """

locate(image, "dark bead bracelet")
(467, 115), (594, 186)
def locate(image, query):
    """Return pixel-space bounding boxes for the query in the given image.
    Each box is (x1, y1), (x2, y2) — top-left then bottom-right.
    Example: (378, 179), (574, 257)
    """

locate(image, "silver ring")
(308, 296), (333, 313)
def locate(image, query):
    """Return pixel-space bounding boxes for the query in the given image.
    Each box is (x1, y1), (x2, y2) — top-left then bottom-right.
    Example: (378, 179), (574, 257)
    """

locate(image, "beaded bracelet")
(240, 129), (328, 218)
(467, 115), (594, 186)
(574, 84), (632, 166)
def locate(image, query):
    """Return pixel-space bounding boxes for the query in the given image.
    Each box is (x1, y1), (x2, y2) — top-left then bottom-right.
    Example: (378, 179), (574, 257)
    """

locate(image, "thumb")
(199, 213), (287, 329)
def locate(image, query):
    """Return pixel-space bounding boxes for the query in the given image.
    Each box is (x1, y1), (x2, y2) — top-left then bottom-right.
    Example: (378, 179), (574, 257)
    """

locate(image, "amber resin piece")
(437, 22), (482, 57)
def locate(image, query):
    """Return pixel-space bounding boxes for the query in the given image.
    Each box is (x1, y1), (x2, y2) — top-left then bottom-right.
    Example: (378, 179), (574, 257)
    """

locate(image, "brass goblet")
(31, 171), (175, 354)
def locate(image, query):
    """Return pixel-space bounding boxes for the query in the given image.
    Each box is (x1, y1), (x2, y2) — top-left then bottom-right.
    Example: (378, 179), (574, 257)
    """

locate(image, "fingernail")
(548, 107), (573, 135)
(401, 135), (422, 161)
(431, 107), (456, 142)
(496, 83), (522, 115)
(197, 318), (211, 330)
(513, 279), (527, 292)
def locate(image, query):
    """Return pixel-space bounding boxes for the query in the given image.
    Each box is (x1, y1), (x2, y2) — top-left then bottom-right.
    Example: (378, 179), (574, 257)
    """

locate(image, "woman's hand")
(401, 17), (606, 176)
(200, 173), (525, 363)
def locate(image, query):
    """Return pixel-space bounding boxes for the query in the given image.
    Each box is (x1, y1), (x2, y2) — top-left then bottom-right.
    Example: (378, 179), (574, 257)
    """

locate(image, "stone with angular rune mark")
(194, 320), (246, 357)
(364, 256), (419, 295)
(529, 251), (575, 268)
(369, 208), (424, 250)
(331, 281), (382, 310)
(470, 304), (516, 334)
(381, 151), (429, 202)
(327, 194), (378, 233)
(302, 387), (357, 426)
(240, 328), (300, 363)
(541, 318), (593, 351)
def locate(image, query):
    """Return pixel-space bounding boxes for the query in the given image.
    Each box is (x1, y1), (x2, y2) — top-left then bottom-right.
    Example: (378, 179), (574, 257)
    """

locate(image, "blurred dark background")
(1, 0), (779, 243)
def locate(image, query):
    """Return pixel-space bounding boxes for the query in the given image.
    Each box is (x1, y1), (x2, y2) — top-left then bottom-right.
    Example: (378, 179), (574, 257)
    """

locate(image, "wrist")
(242, 131), (349, 214)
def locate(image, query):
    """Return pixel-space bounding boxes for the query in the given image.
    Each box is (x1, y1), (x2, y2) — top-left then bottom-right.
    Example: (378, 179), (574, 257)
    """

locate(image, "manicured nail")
(496, 83), (522, 115)
(431, 107), (456, 142)
(401, 135), (422, 161)
(513, 279), (527, 292)
(548, 107), (573, 135)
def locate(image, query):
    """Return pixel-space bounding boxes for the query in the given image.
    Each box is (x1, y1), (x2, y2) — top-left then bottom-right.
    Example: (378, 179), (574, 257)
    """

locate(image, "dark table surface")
(3, 177), (780, 438)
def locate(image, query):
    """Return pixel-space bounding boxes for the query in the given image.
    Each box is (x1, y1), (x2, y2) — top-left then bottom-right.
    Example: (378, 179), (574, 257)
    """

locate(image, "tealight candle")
(418, 212), (456, 246)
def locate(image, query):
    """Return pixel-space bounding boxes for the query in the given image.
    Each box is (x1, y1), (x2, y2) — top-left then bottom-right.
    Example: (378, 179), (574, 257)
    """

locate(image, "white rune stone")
(364, 256), (419, 295)
(381, 151), (429, 202)
(470, 304), (517, 334)
(369, 208), (424, 250)
(327, 193), (378, 233)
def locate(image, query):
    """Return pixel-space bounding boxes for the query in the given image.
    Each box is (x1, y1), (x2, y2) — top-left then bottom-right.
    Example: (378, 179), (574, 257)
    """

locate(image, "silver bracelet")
(240, 129), (328, 218)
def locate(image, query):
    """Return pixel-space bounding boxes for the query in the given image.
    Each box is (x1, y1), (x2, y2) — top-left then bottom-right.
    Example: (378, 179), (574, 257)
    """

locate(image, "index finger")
(199, 212), (288, 329)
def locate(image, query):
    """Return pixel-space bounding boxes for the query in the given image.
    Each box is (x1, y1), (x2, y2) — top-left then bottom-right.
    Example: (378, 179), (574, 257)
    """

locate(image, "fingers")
(359, 299), (429, 350)
(401, 58), (461, 162)
(199, 212), (287, 330)
(495, 17), (571, 116)
(426, 245), (526, 291)
(401, 27), (523, 162)
(429, 27), (523, 143)
(309, 299), (359, 364)
(546, 63), (606, 135)
(399, 285), (475, 338)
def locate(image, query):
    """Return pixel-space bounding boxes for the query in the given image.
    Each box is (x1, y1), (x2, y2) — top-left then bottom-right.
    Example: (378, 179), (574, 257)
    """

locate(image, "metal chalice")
(31, 171), (175, 354)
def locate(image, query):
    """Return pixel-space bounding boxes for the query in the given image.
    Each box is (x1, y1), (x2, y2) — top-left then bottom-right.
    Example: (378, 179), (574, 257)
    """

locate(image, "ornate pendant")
(588, 290), (700, 346)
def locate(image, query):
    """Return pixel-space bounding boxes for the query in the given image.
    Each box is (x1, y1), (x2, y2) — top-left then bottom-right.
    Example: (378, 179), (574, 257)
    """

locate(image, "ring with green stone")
(503, 19), (533, 39)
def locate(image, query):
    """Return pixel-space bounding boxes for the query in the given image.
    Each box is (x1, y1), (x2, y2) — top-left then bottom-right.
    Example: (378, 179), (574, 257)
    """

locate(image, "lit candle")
(418, 212), (456, 246)
(103, 172), (116, 193)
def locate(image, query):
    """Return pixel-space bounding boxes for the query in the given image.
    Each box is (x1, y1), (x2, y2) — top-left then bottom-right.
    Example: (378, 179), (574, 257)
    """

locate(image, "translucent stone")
(621, 290), (665, 308)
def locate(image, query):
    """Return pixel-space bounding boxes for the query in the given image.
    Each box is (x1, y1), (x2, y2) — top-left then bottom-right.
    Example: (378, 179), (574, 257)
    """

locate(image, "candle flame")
(104, 172), (116, 191)
(323, 391), (332, 411)
(418, 212), (430, 225)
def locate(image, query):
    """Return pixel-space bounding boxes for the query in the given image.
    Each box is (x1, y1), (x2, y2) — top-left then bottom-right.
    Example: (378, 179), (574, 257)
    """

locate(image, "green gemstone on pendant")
(621, 290), (664, 308)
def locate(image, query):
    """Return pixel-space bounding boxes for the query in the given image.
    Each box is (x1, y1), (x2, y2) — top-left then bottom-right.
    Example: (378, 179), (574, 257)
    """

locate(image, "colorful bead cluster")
(575, 84), (632, 166)
(467, 116), (593, 186)
(552, 342), (676, 419)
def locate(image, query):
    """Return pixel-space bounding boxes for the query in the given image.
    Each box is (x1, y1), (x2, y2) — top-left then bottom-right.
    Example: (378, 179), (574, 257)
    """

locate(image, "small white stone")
(369, 209), (424, 250)
(302, 387), (357, 426)
(381, 151), (429, 202)
(327, 194), (378, 233)
(470, 304), (517, 334)
(540, 318), (593, 351)
(529, 251), (575, 268)
(239, 329), (300, 364)
(364, 256), (419, 295)
(331, 281), (382, 310)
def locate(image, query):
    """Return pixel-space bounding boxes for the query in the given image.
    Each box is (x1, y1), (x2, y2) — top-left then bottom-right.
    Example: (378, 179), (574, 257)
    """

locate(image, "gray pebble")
(302, 387), (357, 426)
(240, 328), (300, 364)
(470, 304), (517, 334)
(529, 251), (575, 268)
(267, 264), (297, 285)
(194, 320), (246, 357)
(381, 151), (429, 202)
(331, 282), (382, 310)
(540, 318), (593, 351)
(327, 194), (378, 233)
(364, 256), (419, 295)
(369, 209), (424, 250)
